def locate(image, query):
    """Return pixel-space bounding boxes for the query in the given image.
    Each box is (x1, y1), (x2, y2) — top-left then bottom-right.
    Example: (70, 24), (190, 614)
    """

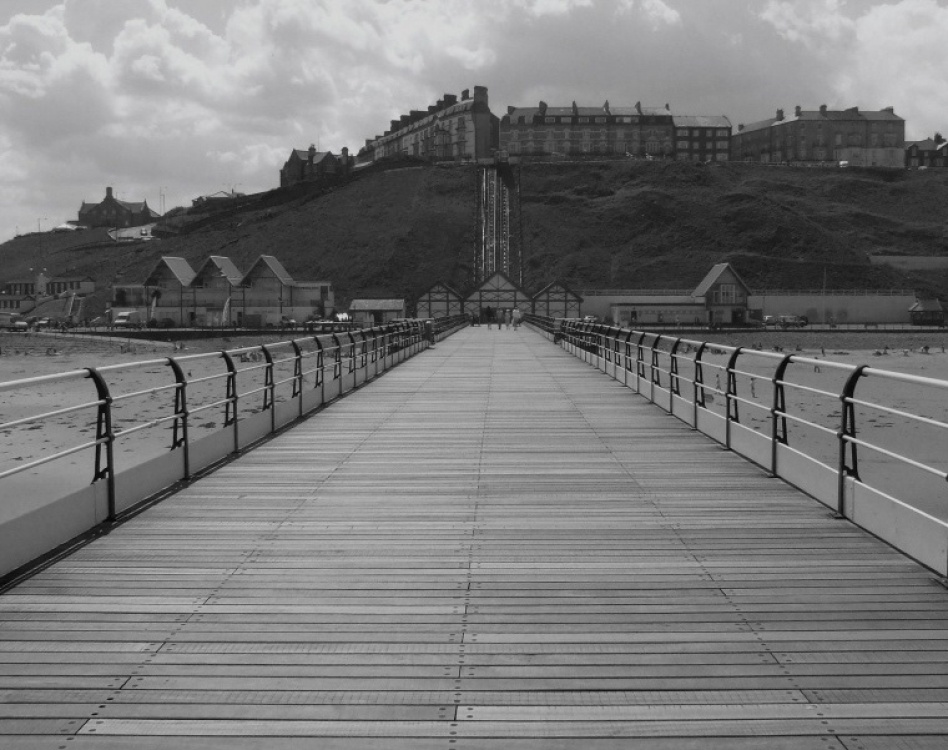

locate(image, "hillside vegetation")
(3, 160), (947, 316)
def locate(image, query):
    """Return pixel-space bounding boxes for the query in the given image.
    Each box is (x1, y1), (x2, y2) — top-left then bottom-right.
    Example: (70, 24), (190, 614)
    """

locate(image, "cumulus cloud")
(838, 0), (948, 138)
(760, 0), (855, 48)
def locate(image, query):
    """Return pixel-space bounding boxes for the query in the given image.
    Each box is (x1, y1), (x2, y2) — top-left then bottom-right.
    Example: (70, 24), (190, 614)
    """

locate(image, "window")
(677, 141), (689, 150)
(595, 117), (606, 124)
(578, 117), (589, 123)
(545, 117), (556, 124)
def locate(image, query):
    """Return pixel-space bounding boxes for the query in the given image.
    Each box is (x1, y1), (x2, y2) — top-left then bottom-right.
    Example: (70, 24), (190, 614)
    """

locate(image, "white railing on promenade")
(525, 315), (948, 577)
(0, 316), (468, 583)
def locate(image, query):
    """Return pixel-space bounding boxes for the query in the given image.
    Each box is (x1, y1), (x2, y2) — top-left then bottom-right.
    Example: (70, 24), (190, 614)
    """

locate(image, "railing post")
(260, 345), (276, 434)
(837, 365), (867, 517)
(770, 354), (793, 477)
(650, 335), (662, 388)
(290, 340), (304, 419)
(623, 330), (635, 383)
(724, 347), (743, 450)
(221, 351), (240, 453)
(86, 367), (117, 523)
(166, 357), (191, 480)
(635, 332), (647, 393)
(693, 342), (707, 429)
(312, 336), (324, 397)
(331, 334), (343, 382)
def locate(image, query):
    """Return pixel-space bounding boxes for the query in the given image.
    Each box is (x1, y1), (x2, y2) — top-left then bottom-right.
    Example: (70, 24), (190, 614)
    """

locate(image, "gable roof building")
(78, 187), (160, 229)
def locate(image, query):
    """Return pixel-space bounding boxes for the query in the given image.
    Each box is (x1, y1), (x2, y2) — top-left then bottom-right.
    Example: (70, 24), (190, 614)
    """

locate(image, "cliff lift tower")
(474, 156), (522, 286)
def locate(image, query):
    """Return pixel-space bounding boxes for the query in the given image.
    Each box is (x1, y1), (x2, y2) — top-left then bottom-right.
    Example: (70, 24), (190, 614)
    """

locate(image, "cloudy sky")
(1, 0), (946, 243)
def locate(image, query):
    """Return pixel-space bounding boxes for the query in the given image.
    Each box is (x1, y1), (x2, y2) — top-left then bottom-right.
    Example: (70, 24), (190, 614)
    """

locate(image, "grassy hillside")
(2, 160), (947, 317)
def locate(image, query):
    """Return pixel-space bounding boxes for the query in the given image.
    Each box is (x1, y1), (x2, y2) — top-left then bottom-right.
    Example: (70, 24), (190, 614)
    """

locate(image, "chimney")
(308, 144), (316, 163)
(106, 186), (113, 199)
(776, 109), (784, 121)
(400, 114), (411, 126)
(428, 105), (438, 113)
(819, 104), (827, 115)
(390, 120), (400, 132)
(538, 100), (547, 115)
(443, 94), (457, 106)
(664, 103), (670, 111)
(410, 110), (424, 122)
(603, 100), (610, 114)
(635, 101), (642, 114)
(571, 101), (578, 116)
(882, 106), (894, 113)
(341, 147), (349, 175)
(461, 88), (470, 100)
(738, 124), (745, 132)
(507, 105), (516, 115)
(795, 105), (802, 117)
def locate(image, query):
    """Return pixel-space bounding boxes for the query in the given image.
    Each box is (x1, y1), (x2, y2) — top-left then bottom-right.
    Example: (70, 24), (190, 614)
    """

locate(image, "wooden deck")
(2, 326), (948, 748)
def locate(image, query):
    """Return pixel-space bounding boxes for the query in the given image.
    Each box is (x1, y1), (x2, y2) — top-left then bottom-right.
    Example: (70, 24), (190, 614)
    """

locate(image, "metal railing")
(527, 316), (948, 576)
(0, 315), (468, 581)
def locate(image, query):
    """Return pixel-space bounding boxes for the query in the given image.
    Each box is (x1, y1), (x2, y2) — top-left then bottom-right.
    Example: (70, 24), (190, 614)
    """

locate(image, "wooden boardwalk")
(2, 326), (948, 748)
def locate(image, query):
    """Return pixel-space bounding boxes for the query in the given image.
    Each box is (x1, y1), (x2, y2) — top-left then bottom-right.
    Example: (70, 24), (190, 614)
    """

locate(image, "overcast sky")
(1, 0), (946, 244)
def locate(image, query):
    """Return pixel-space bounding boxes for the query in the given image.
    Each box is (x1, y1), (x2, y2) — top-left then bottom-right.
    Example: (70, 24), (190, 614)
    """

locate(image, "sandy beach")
(2, 328), (948, 523)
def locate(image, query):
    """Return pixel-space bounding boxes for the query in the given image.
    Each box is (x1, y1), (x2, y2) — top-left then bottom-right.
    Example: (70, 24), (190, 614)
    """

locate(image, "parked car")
(777, 315), (808, 328)
(113, 310), (143, 328)
(763, 315), (777, 326)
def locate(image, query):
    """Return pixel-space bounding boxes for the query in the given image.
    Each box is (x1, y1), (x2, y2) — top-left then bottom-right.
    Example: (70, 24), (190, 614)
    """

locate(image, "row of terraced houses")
(282, 86), (946, 183)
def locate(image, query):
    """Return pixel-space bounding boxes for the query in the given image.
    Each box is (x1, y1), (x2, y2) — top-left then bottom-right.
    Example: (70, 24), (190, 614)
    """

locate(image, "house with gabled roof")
(603, 262), (750, 327)
(78, 187), (160, 228)
(190, 256), (244, 326)
(115, 255), (333, 327)
(464, 271), (531, 321)
(532, 280), (583, 319)
(905, 137), (947, 168)
(240, 255), (333, 327)
(280, 146), (350, 188)
(415, 282), (464, 319)
(138, 257), (197, 323)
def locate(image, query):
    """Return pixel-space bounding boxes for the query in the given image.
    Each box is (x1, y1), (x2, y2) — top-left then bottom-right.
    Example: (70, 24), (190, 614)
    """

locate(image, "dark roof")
(906, 139), (938, 151)
(909, 299), (944, 312)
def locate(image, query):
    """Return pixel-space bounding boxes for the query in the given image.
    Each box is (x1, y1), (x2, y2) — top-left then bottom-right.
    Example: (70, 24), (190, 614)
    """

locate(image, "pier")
(2, 326), (948, 747)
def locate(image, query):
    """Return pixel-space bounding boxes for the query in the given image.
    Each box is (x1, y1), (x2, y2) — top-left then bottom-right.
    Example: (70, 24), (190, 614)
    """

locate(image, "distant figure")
(485, 306), (494, 330)
(512, 309), (523, 329)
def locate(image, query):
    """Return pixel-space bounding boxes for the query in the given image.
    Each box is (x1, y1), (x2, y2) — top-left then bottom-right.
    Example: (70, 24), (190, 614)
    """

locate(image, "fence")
(0, 316), (468, 582)
(526, 315), (948, 577)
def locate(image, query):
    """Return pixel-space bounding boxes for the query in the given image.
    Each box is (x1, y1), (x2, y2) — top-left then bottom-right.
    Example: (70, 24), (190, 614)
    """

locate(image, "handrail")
(528, 315), (948, 576)
(0, 315), (469, 581)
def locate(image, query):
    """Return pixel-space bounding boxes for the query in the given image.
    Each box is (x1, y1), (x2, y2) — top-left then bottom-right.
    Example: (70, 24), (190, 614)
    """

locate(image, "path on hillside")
(2, 326), (948, 747)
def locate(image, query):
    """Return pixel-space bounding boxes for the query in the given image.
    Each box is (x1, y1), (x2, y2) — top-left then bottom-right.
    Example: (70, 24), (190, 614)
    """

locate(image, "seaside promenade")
(2, 326), (948, 747)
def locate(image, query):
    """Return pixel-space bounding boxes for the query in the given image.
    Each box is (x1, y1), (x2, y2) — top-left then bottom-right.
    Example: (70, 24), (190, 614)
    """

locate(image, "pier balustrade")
(526, 314), (948, 577)
(0, 315), (468, 583)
